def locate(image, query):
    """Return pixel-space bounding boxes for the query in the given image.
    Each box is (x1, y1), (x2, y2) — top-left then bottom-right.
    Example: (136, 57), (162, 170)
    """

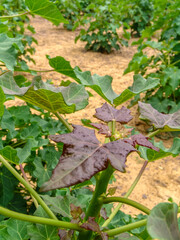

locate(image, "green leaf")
(147, 203), (180, 240)
(47, 56), (79, 81)
(169, 137), (180, 155)
(41, 195), (71, 218)
(0, 72), (89, 114)
(0, 166), (18, 207)
(8, 105), (31, 127)
(129, 75), (160, 93)
(17, 138), (38, 164)
(0, 71), (28, 95)
(32, 157), (53, 187)
(27, 206), (59, 240)
(74, 68), (118, 104)
(0, 34), (24, 71)
(0, 87), (5, 117)
(0, 108), (15, 133)
(0, 146), (19, 164)
(116, 233), (140, 240)
(20, 123), (40, 139)
(138, 139), (178, 162)
(2, 219), (31, 240)
(163, 67), (180, 91)
(113, 75), (160, 106)
(25, 0), (68, 25)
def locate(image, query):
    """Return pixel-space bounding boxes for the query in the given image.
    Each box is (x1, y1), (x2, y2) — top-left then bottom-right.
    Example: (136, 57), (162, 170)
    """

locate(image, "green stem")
(147, 129), (160, 138)
(0, 155), (57, 220)
(11, 140), (26, 148)
(78, 165), (114, 240)
(19, 164), (39, 209)
(54, 112), (73, 132)
(0, 206), (82, 231)
(104, 219), (147, 237)
(102, 160), (148, 227)
(85, 165), (114, 220)
(0, 11), (30, 19)
(111, 120), (116, 135)
(102, 128), (161, 228)
(101, 197), (150, 215)
(15, 67), (55, 73)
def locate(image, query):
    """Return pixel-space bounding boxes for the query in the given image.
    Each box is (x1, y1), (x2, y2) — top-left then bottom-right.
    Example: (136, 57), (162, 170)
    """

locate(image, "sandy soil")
(9, 16), (180, 215)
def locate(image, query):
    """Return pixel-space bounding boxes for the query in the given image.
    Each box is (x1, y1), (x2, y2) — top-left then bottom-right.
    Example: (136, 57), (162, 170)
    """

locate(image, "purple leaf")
(58, 229), (73, 240)
(81, 217), (108, 240)
(90, 123), (111, 137)
(70, 204), (83, 220)
(100, 208), (108, 220)
(40, 125), (136, 191)
(131, 134), (159, 151)
(138, 102), (180, 131)
(94, 103), (133, 123)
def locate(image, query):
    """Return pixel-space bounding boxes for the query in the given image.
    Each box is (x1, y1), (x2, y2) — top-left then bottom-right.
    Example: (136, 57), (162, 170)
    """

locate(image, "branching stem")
(101, 196), (150, 215)
(0, 206), (82, 231)
(104, 219), (147, 237)
(102, 160), (148, 227)
(102, 128), (161, 227)
(78, 165), (114, 239)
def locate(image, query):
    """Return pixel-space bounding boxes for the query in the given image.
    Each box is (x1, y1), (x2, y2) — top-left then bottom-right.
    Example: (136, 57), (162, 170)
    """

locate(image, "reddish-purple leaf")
(138, 102), (180, 131)
(58, 229), (73, 240)
(90, 123), (111, 137)
(94, 103), (133, 123)
(70, 204), (83, 220)
(40, 125), (136, 191)
(81, 217), (108, 240)
(131, 134), (159, 151)
(100, 208), (108, 220)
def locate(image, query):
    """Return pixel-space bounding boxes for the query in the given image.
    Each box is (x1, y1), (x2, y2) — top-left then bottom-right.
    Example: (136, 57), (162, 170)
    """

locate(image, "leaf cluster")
(122, 0), (154, 37)
(0, 1), (180, 239)
(0, 0), (37, 71)
(0, 0), (67, 71)
(74, 0), (130, 53)
(50, 0), (91, 30)
(124, 0), (180, 113)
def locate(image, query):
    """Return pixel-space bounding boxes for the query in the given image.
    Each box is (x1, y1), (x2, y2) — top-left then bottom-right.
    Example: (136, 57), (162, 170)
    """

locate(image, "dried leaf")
(94, 103), (132, 123)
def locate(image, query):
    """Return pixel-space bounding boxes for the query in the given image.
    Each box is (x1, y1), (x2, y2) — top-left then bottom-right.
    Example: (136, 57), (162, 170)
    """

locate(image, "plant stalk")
(147, 129), (160, 138)
(104, 219), (147, 237)
(0, 206), (82, 231)
(54, 112), (73, 132)
(0, 11), (30, 18)
(101, 197), (150, 215)
(0, 155), (57, 220)
(102, 128), (160, 227)
(102, 160), (148, 227)
(78, 164), (114, 240)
